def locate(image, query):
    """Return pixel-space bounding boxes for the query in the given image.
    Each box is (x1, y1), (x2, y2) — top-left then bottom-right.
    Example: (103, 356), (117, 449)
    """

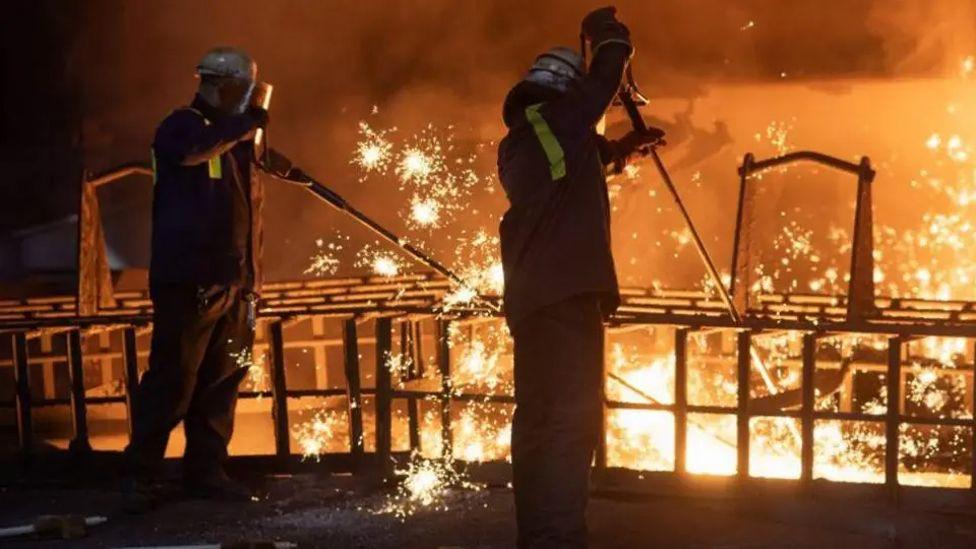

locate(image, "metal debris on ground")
(0, 514), (106, 540)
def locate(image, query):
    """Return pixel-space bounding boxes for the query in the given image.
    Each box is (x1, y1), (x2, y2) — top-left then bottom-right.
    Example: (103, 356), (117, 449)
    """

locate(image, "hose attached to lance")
(277, 170), (500, 313)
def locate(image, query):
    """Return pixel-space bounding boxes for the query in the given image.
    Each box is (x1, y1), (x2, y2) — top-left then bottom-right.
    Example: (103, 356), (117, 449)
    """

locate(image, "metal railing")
(2, 150), (975, 504)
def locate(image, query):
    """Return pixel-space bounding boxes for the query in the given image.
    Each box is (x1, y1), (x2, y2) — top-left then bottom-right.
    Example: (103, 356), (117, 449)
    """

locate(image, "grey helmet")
(524, 46), (584, 93)
(196, 47), (257, 81)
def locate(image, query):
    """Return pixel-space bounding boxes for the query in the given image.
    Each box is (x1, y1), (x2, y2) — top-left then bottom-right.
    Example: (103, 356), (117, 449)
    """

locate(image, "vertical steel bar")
(737, 331), (751, 480)
(437, 319), (453, 459)
(729, 154), (754, 314)
(674, 328), (688, 475)
(12, 332), (32, 452)
(268, 320), (291, 459)
(408, 396), (421, 451)
(403, 322), (421, 449)
(972, 339), (976, 493)
(398, 320), (409, 374)
(375, 317), (393, 476)
(66, 330), (91, 453)
(847, 159), (877, 320)
(343, 319), (365, 464)
(122, 327), (140, 436)
(413, 321), (426, 378)
(801, 333), (816, 486)
(594, 325), (609, 479)
(970, 338), (976, 494)
(886, 336), (902, 500)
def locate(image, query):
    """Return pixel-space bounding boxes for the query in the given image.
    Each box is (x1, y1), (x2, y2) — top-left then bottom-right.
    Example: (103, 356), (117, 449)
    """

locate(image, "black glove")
(581, 6), (631, 55)
(603, 128), (666, 175)
(246, 106), (270, 129)
(263, 147), (293, 176)
(616, 127), (666, 155)
(284, 167), (312, 183)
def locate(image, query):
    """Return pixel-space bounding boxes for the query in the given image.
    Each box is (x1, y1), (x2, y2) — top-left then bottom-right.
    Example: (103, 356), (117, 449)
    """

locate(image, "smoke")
(867, 0), (976, 76)
(76, 0), (976, 283)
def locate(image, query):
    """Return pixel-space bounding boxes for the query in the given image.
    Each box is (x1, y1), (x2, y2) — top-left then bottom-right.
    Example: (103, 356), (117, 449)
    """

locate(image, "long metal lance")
(647, 147), (740, 323)
(617, 88), (783, 398)
(295, 175), (500, 313)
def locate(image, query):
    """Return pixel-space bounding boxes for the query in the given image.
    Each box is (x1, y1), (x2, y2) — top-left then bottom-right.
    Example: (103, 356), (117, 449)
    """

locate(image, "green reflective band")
(150, 148), (157, 185)
(208, 155), (222, 179)
(525, 103), (566, 180)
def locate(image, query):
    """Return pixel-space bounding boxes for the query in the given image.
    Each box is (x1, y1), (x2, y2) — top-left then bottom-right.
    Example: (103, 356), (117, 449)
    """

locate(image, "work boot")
(184, 470), (253, 501)
(123, 477), (165, 514)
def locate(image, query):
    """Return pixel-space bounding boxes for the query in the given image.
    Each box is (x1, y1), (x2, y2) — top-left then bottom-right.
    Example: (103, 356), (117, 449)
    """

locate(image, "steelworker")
(125, 47), (281, 512)
(497, 6), (662, 547)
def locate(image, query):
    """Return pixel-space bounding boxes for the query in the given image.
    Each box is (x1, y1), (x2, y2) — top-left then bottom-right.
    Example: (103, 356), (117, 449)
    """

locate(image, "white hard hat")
(195, 47), (257, 81)
(525, 46), (584, 92)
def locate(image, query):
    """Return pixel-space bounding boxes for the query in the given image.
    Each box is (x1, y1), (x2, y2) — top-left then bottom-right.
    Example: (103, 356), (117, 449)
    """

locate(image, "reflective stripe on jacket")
(497, 43), (631, 330)
(149, 95), (264, 289)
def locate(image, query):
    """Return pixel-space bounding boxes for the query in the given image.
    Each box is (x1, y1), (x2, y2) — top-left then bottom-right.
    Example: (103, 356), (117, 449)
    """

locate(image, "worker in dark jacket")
(125, 47), (271, 512)
(497, 7), (662, 547)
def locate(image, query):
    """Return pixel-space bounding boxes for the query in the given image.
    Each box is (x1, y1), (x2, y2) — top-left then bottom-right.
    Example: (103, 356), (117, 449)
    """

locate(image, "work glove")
(581, 6), (632, 56)
(257, 148), (314, 185)
(283, 167), (312, 184)
(616, 127), (666, 154)
(262, 147), (292, 176)
(605, 127), (666, 175)
(246, 106), (270, 129)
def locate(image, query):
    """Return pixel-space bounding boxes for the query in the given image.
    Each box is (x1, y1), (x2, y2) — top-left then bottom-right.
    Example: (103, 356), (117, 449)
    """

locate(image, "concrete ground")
(3, 469), (976, 549)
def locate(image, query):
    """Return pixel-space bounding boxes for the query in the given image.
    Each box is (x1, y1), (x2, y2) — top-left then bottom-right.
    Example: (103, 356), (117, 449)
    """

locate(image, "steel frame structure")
(1, 153), (975, 504)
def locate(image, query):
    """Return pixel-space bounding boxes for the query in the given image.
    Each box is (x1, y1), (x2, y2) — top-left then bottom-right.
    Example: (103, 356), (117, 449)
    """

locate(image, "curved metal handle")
(87, 162), (153, 188)
(739, 151), (875, 183)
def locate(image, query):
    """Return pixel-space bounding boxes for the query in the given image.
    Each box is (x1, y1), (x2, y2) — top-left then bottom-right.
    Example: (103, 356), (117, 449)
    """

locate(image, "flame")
(308, 87), (976, 493)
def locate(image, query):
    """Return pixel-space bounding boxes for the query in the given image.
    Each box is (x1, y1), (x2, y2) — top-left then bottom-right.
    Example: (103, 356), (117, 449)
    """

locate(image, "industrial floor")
(4, 468), (976, 549)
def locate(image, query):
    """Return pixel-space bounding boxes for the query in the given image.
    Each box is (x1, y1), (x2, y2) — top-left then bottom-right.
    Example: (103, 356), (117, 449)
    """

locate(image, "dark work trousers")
(126, 284), (252, 481)
(511, 295), (604, 549)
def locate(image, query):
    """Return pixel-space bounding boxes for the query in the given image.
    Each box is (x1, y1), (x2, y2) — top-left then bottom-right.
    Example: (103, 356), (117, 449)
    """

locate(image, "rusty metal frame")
(732, 151), (877, 321)
(4, 154), (975, 501)
(76, 163), (153, 316)
(2, 302), (975, 500)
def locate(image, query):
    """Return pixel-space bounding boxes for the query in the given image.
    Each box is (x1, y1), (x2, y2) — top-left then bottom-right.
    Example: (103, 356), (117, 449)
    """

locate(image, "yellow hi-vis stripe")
(524, 103), (566, 180)
(150, 148), (157, 185)
(208, 155), (222, 179)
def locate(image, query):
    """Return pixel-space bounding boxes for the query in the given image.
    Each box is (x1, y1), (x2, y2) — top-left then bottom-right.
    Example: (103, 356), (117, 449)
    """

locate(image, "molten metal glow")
(352, 121), (394, 177)
(409, 196), (441, 228)
(353, 243), (404, 277)
(294, 408), (347, 460)
(231, 348), (268, 394)
(373, 451), (482, 520)
(398, 149), (435, 183)
(373, 255), (401, 277)
(296, 90), (976, 492)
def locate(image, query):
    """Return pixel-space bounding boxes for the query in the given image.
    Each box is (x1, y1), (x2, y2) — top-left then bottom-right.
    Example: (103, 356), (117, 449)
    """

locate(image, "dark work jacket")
(149, 95), (265, 290)
(497, 43), (631, 331)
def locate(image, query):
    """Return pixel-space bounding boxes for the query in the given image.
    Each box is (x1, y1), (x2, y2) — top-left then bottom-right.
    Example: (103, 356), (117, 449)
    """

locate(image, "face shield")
(237, 80), (256, 114)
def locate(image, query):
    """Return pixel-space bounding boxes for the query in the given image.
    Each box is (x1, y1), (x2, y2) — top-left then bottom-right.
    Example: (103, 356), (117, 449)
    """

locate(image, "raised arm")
(153, 108), (266, 166)
(556, 7), (633, 129)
